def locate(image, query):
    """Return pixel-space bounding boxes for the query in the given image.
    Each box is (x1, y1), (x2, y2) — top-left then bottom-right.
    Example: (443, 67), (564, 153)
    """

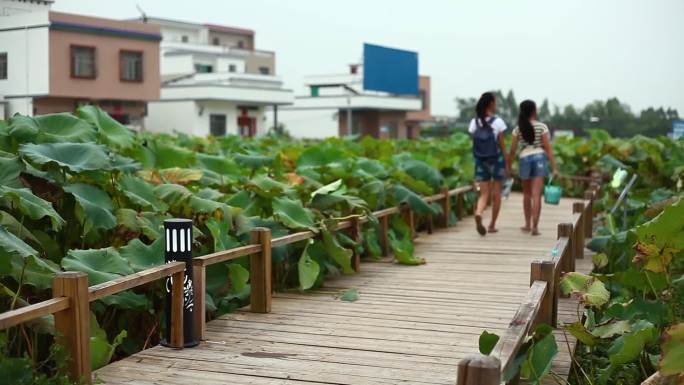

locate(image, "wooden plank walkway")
(96, 193), (590, 385)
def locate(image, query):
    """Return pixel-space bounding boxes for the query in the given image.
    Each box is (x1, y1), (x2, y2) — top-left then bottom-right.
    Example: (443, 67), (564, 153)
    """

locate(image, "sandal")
(475, 215), (486, 236)
(520, 226), (531, 233)
(531, 229), (541, 236)
(487, 227), (498, 233)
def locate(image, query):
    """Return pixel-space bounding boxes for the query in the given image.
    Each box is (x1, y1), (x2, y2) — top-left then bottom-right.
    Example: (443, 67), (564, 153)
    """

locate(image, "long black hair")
(475, 92), (496, 128)
(518, 100), (537, 145)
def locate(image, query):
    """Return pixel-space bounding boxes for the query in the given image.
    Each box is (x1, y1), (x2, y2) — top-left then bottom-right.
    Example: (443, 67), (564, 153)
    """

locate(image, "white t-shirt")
(468, 116), (507, 137)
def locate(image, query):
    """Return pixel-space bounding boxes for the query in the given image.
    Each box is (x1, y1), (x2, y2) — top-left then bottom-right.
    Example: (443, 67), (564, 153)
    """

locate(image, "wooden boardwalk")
(96, 193), (590, 385)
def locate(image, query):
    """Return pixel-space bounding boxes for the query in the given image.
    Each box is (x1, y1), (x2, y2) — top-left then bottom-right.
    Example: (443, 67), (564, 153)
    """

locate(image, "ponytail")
(518, 100), (537, 145)
(475, 92), (496, 128)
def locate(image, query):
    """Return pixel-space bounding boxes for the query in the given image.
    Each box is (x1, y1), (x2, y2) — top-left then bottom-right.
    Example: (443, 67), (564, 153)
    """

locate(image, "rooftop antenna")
(136, 4), (148, 22)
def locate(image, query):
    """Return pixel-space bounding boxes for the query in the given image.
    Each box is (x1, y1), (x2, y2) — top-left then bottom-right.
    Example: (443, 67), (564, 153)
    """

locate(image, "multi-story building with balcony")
(132, 17), (293, 137)
(0, 0), (161, 127)
(268, 62), (431, 139)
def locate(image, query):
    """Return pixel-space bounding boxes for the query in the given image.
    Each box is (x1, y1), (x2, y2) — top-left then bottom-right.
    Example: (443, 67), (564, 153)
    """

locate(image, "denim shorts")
(519, 153), (549, 179)
(475, 155), (506, 182)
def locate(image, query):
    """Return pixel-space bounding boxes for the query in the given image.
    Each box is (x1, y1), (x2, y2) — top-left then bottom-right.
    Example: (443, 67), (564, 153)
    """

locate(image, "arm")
(541, 132), (558, 174)
(508, 135), (518, 169)
(497, 132), (510, 171)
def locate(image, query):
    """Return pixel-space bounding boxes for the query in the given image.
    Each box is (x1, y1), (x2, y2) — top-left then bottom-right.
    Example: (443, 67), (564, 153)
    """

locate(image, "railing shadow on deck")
(457, 172), (603, 385)
(0, 182), (475, 384)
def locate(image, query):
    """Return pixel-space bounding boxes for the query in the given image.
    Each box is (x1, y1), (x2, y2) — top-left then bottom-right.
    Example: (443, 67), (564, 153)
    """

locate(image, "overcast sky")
(53, 0), (684, 116)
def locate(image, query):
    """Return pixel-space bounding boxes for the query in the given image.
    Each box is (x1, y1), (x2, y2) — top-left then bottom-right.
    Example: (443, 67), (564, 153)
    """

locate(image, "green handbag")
(543, 176), (562, 205)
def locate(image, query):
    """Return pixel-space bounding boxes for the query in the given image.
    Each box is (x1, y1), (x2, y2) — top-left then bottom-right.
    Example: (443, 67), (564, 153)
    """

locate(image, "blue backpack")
(472, 116), (500, 160)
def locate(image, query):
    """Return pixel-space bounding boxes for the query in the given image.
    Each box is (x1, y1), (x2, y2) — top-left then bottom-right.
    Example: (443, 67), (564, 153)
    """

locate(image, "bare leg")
(475, 181), (490, 235)
(521, 179), (532, 231)
(488, 180), (502, 231)
(530, 176), (544, 235)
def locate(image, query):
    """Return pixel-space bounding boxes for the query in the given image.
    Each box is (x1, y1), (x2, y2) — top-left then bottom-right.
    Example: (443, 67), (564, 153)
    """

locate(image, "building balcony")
(161, 41), (274, 60)
(160, 79), (293, 106)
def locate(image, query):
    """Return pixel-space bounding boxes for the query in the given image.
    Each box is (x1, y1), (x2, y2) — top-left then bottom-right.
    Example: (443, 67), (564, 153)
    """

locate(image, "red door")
(237, 108), (256, 137)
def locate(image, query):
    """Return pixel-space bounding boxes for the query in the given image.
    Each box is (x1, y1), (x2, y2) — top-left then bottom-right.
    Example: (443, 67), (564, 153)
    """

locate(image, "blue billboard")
(363, 43), (419, 96)
(673, 120), (684, 139)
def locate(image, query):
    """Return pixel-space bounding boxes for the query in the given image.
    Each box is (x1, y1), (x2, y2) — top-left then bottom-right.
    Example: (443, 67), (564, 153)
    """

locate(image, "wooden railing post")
(583, 190), (594, 237)
(530, 260), (556, 327)
(169, 269), (185, 348)
(558, 222), (574, 273)
(401, 203), (415, 239)
(250, 227), (272, 313)
(441, 186), (450, 227)
(192, 260), (206, 341)
(379, 215), (390, 257)
(350, 216), (361, 272)
(53, 272), (91, 384)
(573, 202), (586, 260)
(456, 192), (465, 220)
(457, 354), (501, 385)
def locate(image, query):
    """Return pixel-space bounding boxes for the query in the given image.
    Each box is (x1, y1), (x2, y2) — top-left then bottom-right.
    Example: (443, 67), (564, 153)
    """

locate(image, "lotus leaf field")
(0, 107), (683, 384)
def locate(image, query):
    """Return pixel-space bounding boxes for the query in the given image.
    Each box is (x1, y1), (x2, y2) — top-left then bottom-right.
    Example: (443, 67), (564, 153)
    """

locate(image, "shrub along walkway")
(96, 193), (591, 385)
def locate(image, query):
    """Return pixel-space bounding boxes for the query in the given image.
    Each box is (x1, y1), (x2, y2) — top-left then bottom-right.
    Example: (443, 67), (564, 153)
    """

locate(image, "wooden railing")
(0, 184), (474, 384)
(457, 174), (602, 385)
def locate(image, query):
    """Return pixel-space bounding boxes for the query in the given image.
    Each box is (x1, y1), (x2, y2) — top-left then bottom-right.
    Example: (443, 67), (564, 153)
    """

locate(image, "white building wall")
(161, 54), (194, 76)
(197, 100), (239, 136)
(6, 97), (33, 117)
(159, 25), (202, 44)
(1, 0), (50, 15)
(0, 11), (50, 114)
(216, 57), (245, 73)
(265, 107), (339, 139)
(144, 101), (198, 135)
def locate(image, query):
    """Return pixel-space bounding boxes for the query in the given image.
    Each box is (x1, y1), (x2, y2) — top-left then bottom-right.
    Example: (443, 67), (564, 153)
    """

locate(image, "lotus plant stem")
(10, 259), (27, 310)
(20, 325), (33, 362)
(644, 271), (660, 300)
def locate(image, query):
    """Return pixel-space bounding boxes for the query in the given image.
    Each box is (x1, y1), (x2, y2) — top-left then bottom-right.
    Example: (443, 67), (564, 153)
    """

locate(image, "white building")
(134, 17), (293, 137)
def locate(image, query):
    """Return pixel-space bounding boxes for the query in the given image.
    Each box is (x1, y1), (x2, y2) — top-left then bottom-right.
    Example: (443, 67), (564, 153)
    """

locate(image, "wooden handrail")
(89, 262), (185, 301)
(194, 244), (262, 266)
(0, 298), (70, 330)
(490, 280), (548, 374)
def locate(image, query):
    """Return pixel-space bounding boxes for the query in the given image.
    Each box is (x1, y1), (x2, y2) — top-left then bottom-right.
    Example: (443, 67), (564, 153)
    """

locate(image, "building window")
(181, 35), (188, 43)
(194, 64), (213, 73)
(209, 114), (227, 137)
(0, 53), (7, 80)
(228, 64), (236, 73)
(212, 37), (220, 46)
(258, 66), (270, 75)
(71, 45), (96, 79)
(120, 50), (143, 82)
(419, 90), (427, 110)
(237, 40), (244, 49)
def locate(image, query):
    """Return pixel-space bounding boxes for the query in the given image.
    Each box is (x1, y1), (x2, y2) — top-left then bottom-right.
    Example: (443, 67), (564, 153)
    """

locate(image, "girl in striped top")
(507, 100), (558, 236)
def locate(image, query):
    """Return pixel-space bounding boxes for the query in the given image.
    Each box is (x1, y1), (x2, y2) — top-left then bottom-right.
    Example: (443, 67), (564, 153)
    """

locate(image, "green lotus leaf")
(149, 141), (196, 169)
(272, 197), (317, 232)
(479, 330), (500, 355)
(607, 320), (657, 365)
(591, 320), (631, 338)
(559, 272), (609, 307)
(0, 186), (65, 231)
(520, 333), (558, 384)
(118, 175), (168, 212)
(196, 153), (240, 180)
(63, 183), (117, 235)
(118, 238), (164, 272)
(138, 167), (203, 185)
(298, 241), (320, 290)
(340, 287), (359, 302)
(389, 229), (425, 265)
(564, 322), (598, 346)
(205, 218), (238, 252)
(0, 152), (24, 187)
(660, 322), (684, 375)
(227, 263), (250, 299)
(234, 152), (274, 169)
(635, 196), (684, 249)
(62, 247), (134, 285)
(77, 105), (135, 149)
(0, 211), (40, 246)
(90, 313), (126, 370)
(322, 229), (353, 274)
(392, 184), (436, 216)
(296, 144), (346, 169)
(247, 175), (291, 198)
(8, 113), (96, 143)
(0, 225), (36, 273)
(154, 184), (193, 209)
(115, 209), (164, 240)
(19, 142), (111, 173)
(397, 158), (444, 191)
